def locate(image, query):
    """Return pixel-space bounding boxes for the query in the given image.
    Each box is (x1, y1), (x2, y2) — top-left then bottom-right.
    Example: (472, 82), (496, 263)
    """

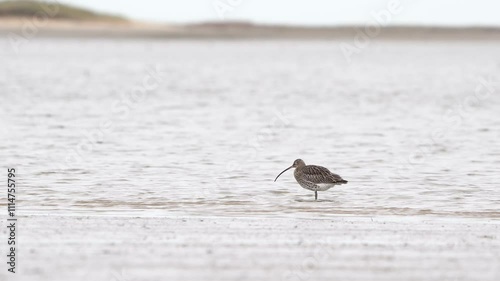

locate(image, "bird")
(274, 159), (347, 201)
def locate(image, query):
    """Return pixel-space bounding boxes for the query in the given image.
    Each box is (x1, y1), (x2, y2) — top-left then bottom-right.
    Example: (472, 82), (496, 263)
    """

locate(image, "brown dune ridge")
(1, 18), (500, 40)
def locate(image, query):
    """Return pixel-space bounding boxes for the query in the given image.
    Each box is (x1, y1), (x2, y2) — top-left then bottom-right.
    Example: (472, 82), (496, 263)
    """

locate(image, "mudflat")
(2, 215), (498, 281)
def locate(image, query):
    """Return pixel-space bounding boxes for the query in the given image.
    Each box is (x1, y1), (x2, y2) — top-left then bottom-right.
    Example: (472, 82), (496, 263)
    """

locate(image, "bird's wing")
(301, 165), (347, 184)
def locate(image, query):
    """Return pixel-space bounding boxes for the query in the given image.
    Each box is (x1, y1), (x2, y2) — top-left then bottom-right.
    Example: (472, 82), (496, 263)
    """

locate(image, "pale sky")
(58, 0), (500, 26)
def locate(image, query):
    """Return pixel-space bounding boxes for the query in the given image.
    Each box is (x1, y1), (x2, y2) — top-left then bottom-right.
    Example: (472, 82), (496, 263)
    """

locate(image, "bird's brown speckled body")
(275, 159), (347, 200)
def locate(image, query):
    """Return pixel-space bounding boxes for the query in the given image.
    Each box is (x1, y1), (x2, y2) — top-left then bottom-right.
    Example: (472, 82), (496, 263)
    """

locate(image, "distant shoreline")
(2, 18), (500, 40)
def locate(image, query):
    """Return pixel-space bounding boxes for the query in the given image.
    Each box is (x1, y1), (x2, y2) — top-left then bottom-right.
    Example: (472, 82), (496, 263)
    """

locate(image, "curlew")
(274, 159), (348, 200)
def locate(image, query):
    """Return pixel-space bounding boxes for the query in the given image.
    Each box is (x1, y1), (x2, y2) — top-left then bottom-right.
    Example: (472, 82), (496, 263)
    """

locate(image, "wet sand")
(2, 215), (499, 281)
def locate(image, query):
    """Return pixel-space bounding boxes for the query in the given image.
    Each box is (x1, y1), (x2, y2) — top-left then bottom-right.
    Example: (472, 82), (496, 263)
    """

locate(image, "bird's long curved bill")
(274, 166), (293, 182)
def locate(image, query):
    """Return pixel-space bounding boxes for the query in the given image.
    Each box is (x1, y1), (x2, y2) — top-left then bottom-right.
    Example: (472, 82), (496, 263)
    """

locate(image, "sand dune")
(1, 18), (500, 40)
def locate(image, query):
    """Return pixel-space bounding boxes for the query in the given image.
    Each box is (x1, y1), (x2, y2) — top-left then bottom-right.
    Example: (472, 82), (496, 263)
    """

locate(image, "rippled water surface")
(1, 39), (499, 218)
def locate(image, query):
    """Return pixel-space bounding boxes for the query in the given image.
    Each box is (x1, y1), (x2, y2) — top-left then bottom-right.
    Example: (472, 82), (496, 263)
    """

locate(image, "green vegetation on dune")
(0, 0), (127, 21)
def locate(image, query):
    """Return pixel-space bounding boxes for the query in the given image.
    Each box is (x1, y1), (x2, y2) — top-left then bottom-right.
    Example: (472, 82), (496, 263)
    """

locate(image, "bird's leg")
(315, 191), (318, 201)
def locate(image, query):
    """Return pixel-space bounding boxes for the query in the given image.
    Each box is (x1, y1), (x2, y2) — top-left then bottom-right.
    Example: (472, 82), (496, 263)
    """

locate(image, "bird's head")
(274, 159), (305, 182)
(292, 159), (305, 168)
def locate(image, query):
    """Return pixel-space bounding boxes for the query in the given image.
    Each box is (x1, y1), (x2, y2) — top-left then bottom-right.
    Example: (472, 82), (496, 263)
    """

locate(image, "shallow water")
(1, 39), (499, 218)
